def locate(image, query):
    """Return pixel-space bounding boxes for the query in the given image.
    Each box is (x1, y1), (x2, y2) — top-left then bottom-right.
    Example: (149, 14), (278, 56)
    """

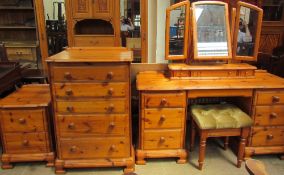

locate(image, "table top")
(0, 84), (50, 108)
(136, 70), (284, 91)
(46, 47), (133, 63)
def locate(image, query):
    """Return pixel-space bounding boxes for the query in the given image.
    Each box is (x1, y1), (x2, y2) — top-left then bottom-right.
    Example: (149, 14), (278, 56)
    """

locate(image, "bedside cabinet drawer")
(144, 108), (185, 129)
(255, 91), (284, 105)
(251, 127), (284, 146)
(1, 109), (45, 132)
(52, 65), (128, 82)
(58, 114), (128, 137)
(60, 137), (130, 159)
(254, 106), (284, 126)
(54, 82), (127, 98)
(56, 99), (127, 114)
(143, 92), (186, 108)
(4, 132), (48, 154)
(143, 130), (182, 150)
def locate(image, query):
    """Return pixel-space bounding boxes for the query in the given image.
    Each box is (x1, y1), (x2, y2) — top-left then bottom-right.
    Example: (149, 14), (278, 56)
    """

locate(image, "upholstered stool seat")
(191, 104), (253, 129)
(190, 103), (253, 170)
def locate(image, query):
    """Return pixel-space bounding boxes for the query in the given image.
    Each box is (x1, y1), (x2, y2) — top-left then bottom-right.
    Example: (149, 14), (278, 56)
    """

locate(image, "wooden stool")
(189, 104), (253, 170)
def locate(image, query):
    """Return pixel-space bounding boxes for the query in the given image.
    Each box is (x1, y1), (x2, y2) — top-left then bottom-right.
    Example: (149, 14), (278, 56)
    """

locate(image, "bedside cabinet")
(0, 84), (54, 169)
(136, 91), (188, 164)
(46, 47), (134, 174)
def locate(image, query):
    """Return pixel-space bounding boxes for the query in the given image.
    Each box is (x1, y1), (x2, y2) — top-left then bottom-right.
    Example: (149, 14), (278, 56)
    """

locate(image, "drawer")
(191, 70), (238, 77)
(144, 108), (185, 129)
(6, 47), (36, 61)
(238, 70), (255, 77)
(58, 114), (128, 137)
(254, 106), (284, 126)
(143, 130), (182, 150)
(74, 36), (115, 47)
(4, 132), (48, 154)
(1, 109), (45, 132)
(56, 99), (127, 114)
(54, 82), (127, 98)
(59, 137), (130, 159)
(255, 90), (284, 105)
(143, 92), (186, 108)
(251, 127), (284, 146)
(52, 65), (128, 82)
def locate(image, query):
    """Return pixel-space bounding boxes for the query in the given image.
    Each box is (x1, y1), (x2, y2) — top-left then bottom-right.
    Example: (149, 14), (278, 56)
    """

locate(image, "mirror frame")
(191, 1), (232, 60)
(233, 1), (263, 61)
(165, 1), (190, 60)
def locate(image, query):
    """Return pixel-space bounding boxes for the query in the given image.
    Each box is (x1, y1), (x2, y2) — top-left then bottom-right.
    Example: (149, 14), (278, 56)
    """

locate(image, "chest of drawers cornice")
(46, 47), (134, 174)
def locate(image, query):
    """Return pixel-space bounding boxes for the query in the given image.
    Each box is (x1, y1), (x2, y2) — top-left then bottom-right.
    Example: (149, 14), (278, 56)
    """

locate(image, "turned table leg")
(224, 137), (229, 150)
(237, 128), (249, 168)
(198, 132), (207, 170)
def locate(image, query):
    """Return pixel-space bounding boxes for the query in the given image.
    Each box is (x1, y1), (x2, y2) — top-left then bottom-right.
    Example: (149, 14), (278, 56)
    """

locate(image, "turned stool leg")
(198, 132), (207, 170)
(224, 137), (229, 150)
(190, 119), (196, 152)
(237, 128), (249, 168)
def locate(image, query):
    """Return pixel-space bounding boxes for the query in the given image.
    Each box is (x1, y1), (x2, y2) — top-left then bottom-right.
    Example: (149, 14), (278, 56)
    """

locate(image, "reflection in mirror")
(169, 5), (186, 55)
(194, 4), (229, 57)
(236, 6), (258, 56)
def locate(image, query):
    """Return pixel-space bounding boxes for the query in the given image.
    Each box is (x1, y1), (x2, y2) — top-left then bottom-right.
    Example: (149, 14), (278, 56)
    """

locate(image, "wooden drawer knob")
(270, 113), (278, 119)
(64, 72), (72, 80)
(110, 145), (116, 151)
(106, 72), (114, 80)
(160, 115), (166, 122)
(107, 104), (115, 112)
(68, 123), (75, 129)
(160, 98), (167, 106)
(18, 118), (26, 124)
(108, 88), (114, 96)
(160, 137), (166, 143)
(65, 89), (73, 96)
(70, 146), (77, 152)
(66, 106), (74, 112)
(22, 140), (29, 146)
(109, 122), (115, 128)
(266, 134), (274, 140)
(272, 96), (280, 103)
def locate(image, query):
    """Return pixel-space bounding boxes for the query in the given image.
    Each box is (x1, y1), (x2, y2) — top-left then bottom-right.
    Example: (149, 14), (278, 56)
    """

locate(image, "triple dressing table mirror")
(166, 1), (263, 79)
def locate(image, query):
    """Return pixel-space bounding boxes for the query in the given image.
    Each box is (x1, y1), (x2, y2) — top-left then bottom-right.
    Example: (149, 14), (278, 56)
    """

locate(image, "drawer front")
(59, 137), (130, 159)
(255, 91), (284, 105)
(4, 132), (48, 154)
(1, 109), (45, 132)
(58, 114), (128, 137)
(74, 36), (115, 47)
(54, 82), (127, 98)
(144, 108), (185, 129)
(254, 106), (284, 126)
(56, 99), (127, 114)
(143, 92), (186, 108)
(238, 70), (254, 77)
(6, 47), (36, 61)
(251, 127), (284, 146)
(191, 70), (237, 77)
(52, 65), (128, 82)
(143, 130), (182, 150)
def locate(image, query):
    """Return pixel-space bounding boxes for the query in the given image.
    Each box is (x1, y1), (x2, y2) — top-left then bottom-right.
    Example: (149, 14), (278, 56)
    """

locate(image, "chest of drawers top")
(46, 47), (133, 63)
(0, 84), (50, 108)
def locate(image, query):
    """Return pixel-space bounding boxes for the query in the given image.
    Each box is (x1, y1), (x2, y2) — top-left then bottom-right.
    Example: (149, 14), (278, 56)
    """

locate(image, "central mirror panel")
(192, 2), (232, 60)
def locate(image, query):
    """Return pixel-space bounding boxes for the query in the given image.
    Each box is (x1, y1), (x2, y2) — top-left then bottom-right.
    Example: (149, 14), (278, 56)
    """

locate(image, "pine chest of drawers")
(136, 91), (188, 164)
(46, 47), (134, 174)
(0, 84), (54, 169)
(245, 89), (284, 159)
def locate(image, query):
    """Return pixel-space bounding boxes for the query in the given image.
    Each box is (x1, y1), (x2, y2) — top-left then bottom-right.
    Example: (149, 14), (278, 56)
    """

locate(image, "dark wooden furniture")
(0, 0), (39, 65)
(0, 84), (54, 168)
(136, 70), (284, 167)
(46, 47), (134, 174)
(0, 62), (21, 96)
(65, 0), (121, 47)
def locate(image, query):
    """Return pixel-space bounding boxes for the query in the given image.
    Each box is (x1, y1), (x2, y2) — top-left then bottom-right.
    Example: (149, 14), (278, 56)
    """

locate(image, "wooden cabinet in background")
(66, 0), (120, 47)
(0, 85), (54, 169)
(46, 47), (134, 174)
